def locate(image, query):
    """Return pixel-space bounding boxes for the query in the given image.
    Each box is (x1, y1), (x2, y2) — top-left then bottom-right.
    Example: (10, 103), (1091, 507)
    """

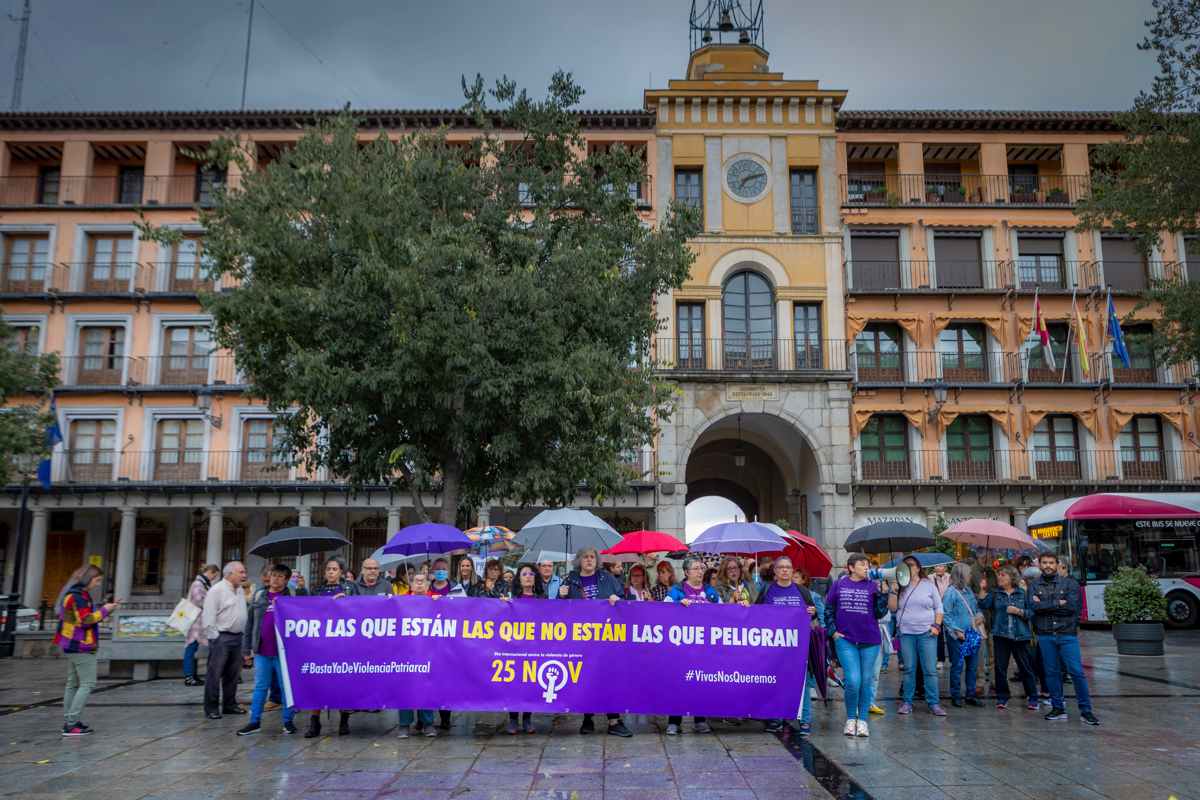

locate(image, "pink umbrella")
(942, 518), (1036, 551)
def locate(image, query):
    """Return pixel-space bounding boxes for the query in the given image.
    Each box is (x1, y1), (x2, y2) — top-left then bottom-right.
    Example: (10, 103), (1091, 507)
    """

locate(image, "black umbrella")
(249, 526), (350, 558)
(844, 521), (934, 555)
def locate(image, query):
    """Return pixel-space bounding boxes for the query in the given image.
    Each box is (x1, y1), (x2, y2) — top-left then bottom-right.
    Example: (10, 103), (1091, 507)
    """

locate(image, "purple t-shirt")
(825, 576), (882, 645)
(683, 583), (712, 603)
(759, 582), (808, 607)
(514, 592), (540, 600)
(580, 574), (600, 599)
(257, 591), (282, 657)
(429, 582), (451, 596)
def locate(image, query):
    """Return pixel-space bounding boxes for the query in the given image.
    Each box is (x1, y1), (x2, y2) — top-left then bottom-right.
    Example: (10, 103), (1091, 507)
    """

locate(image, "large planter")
(1113, 622), (1165, 656)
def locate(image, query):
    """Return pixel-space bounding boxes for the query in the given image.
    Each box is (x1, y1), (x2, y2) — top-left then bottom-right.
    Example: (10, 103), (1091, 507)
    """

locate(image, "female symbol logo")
(537, 659), (569, 703)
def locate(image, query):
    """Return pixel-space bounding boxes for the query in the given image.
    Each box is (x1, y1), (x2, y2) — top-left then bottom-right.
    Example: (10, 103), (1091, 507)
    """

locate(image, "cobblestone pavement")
(0, 628), (1196, 800)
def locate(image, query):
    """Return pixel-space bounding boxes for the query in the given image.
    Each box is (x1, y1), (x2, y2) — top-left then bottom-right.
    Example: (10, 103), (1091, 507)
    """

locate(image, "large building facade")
(3, 35), (1197, 611)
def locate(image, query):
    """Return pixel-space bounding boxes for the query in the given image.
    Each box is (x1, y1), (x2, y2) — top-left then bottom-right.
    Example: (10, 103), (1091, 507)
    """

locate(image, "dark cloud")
(0, 0), (1159, 113)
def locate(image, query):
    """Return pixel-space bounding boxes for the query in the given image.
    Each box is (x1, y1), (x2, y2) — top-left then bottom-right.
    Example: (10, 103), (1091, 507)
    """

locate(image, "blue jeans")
(834, 637), (880, 722)
(799, 670), (813, 724)
(182, 640), (199, 678)
(398, 709), (435, 727)
(900, 632), (940, 707)
(945, 633), (978, 702)
(250, 655), (295, 725)
(1038, 633), (1092, 713)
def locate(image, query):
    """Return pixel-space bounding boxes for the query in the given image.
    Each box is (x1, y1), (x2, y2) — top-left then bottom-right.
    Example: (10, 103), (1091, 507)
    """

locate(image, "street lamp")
(197, 391), (223, 429)
(927, 380), (949, 424)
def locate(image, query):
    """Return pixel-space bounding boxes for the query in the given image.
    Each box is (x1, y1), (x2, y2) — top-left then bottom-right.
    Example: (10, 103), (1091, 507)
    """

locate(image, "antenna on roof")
(240, 0), (256, 111)
(8, 0), (31, 112)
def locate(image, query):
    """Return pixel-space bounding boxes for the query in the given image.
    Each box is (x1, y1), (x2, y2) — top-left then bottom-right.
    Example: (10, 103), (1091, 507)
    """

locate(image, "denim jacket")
(977, 587), (1032, 640)
(941, 585), (980, 636)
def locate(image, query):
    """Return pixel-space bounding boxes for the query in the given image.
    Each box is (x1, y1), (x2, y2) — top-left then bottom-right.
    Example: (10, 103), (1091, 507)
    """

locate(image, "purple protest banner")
(275, 596), (810, 718)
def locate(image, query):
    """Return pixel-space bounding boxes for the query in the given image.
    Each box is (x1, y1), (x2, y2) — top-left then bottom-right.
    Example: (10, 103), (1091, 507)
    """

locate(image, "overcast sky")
(0, 1), (1159, 114)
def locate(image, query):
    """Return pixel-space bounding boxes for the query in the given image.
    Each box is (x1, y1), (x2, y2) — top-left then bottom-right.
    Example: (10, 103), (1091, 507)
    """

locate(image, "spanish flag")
(1035, 290), (1056, 370)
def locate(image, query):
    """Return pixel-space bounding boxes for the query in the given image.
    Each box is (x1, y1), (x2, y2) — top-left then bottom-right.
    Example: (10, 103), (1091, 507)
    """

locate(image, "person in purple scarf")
(824, 553), (888, 737)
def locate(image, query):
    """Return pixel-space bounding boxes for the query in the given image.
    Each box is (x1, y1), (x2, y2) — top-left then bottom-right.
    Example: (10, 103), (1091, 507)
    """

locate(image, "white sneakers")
(844, 719), (870, 737)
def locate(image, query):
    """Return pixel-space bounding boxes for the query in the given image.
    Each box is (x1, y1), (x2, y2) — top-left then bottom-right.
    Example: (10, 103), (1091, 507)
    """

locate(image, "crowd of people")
(50, 544), (1099, 739)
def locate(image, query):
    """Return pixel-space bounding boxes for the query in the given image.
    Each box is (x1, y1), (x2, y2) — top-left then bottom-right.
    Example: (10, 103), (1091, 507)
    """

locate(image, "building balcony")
(0, 174), (233, 208)
(840, 173), (1090, 208)
(57, 355), (242, 390)
(853, 448), (1200, 485)
(844, 259), (1179, 295)
(851, 350), (1023, 385)
(0, 263), (237, 296)
(55, 449), (327, 485)
(654, 338), (849, 374)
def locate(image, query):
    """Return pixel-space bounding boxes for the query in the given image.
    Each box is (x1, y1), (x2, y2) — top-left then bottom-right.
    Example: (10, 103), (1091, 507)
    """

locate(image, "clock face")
(726, 157), (769, 201)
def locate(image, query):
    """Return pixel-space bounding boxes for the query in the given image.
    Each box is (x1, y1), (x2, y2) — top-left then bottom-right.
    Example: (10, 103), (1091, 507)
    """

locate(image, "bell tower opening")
(687, 1), (769, 79)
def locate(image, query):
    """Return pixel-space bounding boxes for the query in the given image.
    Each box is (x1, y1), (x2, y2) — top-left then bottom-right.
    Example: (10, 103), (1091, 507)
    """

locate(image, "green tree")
(0, 317), (59, 484)
(1076, 0), (1200, 364)
(142, 73), (698, 524)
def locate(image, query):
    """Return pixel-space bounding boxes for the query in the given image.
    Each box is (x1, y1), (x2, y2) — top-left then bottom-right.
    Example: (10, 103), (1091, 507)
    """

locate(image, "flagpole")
(1099, 287), (1113, 382)
(1062, 289), (1076, 383)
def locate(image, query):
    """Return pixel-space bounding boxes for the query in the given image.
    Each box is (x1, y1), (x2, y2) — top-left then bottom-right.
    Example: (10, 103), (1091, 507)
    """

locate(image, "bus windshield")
(1076, 519), (1200, 581)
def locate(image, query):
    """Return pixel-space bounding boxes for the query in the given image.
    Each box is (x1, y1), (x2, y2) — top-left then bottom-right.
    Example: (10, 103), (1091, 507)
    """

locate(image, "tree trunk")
(439, 454), (464, 527)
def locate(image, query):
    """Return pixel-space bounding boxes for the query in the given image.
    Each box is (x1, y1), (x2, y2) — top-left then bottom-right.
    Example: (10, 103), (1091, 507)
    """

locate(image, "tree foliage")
(142, 73), (698, 524)
(1076, 0), (1200, 364)
(0, 317), (59, 484)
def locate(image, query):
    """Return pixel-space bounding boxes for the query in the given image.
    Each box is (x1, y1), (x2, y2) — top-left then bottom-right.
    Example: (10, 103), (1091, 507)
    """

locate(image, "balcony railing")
(844, 260), (1004, 291)
(654, 338), (848, 373)
(0, 174), (236, 207)
(57, 449), (326, 484)
(1100, 260), (1184, 293)
(58, 355), (241, 388)
(840, 173), (1090, 207)
(0, 262), (239, 295)
(844, 259), (1181, 294)
(853, 448), (1200, 484)
(850, 350), (1023, 384)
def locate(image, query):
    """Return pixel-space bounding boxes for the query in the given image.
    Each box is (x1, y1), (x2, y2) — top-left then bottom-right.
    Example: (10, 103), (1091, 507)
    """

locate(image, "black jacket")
(1027, 572), (1082, 636)
(563, 569), (624, 600)
(243, 586), (305, 654)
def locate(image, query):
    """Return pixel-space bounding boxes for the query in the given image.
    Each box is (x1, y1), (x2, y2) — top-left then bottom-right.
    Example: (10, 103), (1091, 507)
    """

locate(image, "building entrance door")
(41, 531), (86, 606)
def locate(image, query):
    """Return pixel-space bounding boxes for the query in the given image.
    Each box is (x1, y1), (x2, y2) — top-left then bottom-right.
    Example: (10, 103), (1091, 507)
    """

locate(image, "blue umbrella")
(882, 552), (954, 569)
(382, 522), (471, 557)
(690, 521), (786, 555)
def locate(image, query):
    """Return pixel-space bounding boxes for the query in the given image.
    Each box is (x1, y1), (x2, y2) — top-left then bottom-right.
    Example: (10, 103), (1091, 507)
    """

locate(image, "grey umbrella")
(249, 526), (350, 559)
(515, 508), (623, 558)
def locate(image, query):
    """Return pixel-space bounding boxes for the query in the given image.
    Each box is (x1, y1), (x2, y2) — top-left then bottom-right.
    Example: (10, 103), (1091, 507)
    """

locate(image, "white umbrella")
(515, 508), (623, 557)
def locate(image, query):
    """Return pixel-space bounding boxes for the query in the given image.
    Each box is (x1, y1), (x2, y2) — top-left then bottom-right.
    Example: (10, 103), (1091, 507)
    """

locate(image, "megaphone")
(869, 563), (911, 588)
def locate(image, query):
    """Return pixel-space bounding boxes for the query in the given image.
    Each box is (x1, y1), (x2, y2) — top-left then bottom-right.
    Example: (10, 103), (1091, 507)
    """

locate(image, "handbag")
(166, 597), (201, 634)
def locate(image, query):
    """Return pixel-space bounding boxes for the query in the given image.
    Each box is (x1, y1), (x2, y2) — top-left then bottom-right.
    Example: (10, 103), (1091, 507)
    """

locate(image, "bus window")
(1084, 531), (1132, 581)
(1139, 536), (1199, 577)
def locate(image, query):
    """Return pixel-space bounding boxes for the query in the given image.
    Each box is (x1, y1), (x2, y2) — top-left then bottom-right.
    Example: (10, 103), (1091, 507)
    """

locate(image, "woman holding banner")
(505, 565), (543, 734)
(304, 557), (359, 738)
(480, 558), (510, 598)
(650, 560), (676, 601)
(824, 554), (888, 737)
(717, 557), (757, 605)
(625, 564), (653, 601)
(757, 557), (820, 735)
(664, 558), (720, 735)
(397, 573), (438, 738)
(453, 557), (481, 597)
(562, 548), (634, 738)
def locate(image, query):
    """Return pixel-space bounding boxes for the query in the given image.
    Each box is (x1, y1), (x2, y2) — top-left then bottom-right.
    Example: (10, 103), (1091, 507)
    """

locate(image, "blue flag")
(36, 397), (62, 490)
(1108, 294), (1131, 369)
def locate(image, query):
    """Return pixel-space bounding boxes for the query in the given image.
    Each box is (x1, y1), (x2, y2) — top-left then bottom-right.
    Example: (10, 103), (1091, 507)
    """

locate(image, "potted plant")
(1046, 187), (1069, 204)
(942, 183), (965, 203)
(1104, 566), (1168, 655)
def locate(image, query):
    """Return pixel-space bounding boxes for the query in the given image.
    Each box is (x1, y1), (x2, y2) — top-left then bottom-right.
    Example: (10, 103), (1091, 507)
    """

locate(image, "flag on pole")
(1034, 290), (1056, 370)
(1108, 292), (1131, 368)
(36, 396), (62, 490)
(1073, 293), (1090, 377)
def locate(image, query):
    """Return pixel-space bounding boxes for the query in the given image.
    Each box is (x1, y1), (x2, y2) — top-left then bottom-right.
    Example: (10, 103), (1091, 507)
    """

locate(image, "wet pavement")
(0, 628), (1195, 800)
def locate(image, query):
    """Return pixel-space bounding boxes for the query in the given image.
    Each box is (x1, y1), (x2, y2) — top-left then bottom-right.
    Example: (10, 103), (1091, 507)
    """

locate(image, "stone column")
(60, 141), (95, 205)
(1012, 507), (1029, 533)
(296, 506), (312, 582)
(386, 507), (402, 536)
(655, 484), (688, 541)
(205, 506), (224, 568)
(21, 508), (49, 607)
(113, 508), (137, 601)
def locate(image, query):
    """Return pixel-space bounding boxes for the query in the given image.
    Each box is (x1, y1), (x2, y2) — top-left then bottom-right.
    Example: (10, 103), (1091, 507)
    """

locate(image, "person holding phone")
(54, 565), (120, 736)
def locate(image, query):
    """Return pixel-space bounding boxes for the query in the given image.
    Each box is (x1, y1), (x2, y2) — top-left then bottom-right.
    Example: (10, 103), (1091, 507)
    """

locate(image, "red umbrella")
(601, 529), (688, 556)
(766, 530), (833, 579)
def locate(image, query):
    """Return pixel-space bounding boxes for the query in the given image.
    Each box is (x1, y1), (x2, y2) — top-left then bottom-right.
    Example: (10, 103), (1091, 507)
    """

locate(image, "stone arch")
(677, 403), (833, 488)
(686, 478), (759, 522)
(706, 248), (789, 289)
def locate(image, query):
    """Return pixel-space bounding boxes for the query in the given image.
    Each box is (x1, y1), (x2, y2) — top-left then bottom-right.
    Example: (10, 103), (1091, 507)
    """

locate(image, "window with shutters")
(6, 324), (40, 354)
(85, 235), (134, 292)
(155, 419), (204, 481)
(37, 167), (60, 204)
(793, 303), (822, 368)
(860, 415), (909, 479)
(1113, 324), (1156, 383)
(850, 233), (901, 290)
(160, 326), (212, 385)
(675, 302), (705, 369)
(1102, 237), (1147, 292)
(934, 235), (983, 289)
(196, 168), (226, 205)
(925, 162), (964, 202)
(722, 271), (775, 369)
(674, 169), (703, 212)
(169, 236), (211, 291)
(855, 324), (903, 382)
(1185, 238), (1200, 285)
(118, 167), (144, 204)
(78, 327), (125, 385)
(947, 415), (994, 479)
(1017, 236), (1065, 289)
(242, 418), (289, 480)
(1, 235), (49, 292)
(1033, 415), (1080, 479)
(68, 419), (116, 481)
(938, 324), (988, 382)
(1120, 415), (1165, 479)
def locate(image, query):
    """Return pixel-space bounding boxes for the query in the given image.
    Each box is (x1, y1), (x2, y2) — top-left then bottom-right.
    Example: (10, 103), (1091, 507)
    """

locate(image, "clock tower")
(646, 1), (856, 560)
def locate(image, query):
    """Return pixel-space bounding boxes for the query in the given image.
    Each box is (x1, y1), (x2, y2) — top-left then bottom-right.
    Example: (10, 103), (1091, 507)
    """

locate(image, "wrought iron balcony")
(840, 173), (1091, 207)
(654, 338), (848, 373)
(853, 448), (1200, 484)
(57, 355), (242, 389)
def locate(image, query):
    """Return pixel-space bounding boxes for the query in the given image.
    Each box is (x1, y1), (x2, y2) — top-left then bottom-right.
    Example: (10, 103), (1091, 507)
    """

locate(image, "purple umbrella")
(382, 522), (471, 557)
(690, 521), (786, 555)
